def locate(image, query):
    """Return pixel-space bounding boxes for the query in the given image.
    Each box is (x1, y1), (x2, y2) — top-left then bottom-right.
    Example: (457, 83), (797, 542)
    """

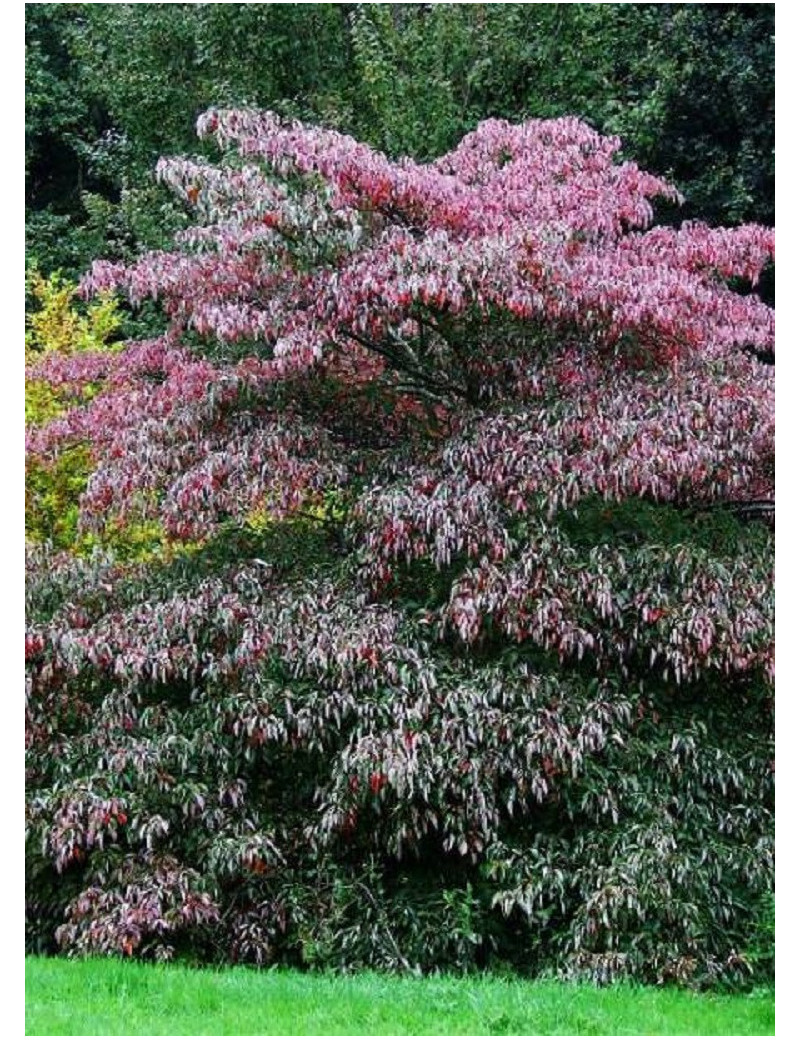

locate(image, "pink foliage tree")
(26, 110), (774, 982)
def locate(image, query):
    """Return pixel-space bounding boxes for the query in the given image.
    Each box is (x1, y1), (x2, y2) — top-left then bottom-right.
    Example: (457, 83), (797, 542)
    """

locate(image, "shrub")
(25, 269), (165, 558)
(25, 110), (774, 985)
(25, 268), (119, 549)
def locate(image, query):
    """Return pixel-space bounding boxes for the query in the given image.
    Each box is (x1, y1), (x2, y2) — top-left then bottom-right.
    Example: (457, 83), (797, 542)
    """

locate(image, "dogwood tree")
(26, 110), (774, 983)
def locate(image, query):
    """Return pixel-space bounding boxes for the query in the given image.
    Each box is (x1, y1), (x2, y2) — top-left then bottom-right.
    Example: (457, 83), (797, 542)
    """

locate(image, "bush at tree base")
(25, 110), (774, 985)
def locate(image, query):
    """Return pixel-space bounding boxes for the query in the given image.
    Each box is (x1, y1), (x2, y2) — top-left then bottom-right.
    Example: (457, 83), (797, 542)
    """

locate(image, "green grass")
(25, 956), (775, 1036)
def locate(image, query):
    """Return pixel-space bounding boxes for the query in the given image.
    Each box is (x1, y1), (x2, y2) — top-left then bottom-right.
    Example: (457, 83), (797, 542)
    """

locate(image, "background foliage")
(26, 3), (774, 277)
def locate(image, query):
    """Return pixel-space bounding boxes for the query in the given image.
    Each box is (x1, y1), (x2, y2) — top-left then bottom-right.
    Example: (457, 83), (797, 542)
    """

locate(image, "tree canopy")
(25, 106), (774, 984)
(25, 4), (774, 276)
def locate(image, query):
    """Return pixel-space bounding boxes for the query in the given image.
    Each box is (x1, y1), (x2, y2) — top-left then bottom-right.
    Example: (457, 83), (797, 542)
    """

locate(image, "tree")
(25, 3), (356, 275)
(25, 110), (774, 984)
(26, 5), (774, 278)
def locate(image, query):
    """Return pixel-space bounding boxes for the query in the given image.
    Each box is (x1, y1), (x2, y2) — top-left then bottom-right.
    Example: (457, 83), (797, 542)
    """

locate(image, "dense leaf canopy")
(26, 107), (774, 984)
(25, 4), (774, 276)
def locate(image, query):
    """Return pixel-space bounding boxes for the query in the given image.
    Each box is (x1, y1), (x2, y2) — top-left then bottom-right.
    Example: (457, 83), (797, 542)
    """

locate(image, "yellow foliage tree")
(25, 268), (163, 556)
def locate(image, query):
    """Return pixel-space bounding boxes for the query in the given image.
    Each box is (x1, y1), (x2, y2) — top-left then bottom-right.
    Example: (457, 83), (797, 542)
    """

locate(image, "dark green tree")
(26, 3), (774, 277)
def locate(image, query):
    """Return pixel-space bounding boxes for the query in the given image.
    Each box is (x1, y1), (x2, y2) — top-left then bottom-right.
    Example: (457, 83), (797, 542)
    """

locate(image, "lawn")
(25, 956), (775, 1036)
